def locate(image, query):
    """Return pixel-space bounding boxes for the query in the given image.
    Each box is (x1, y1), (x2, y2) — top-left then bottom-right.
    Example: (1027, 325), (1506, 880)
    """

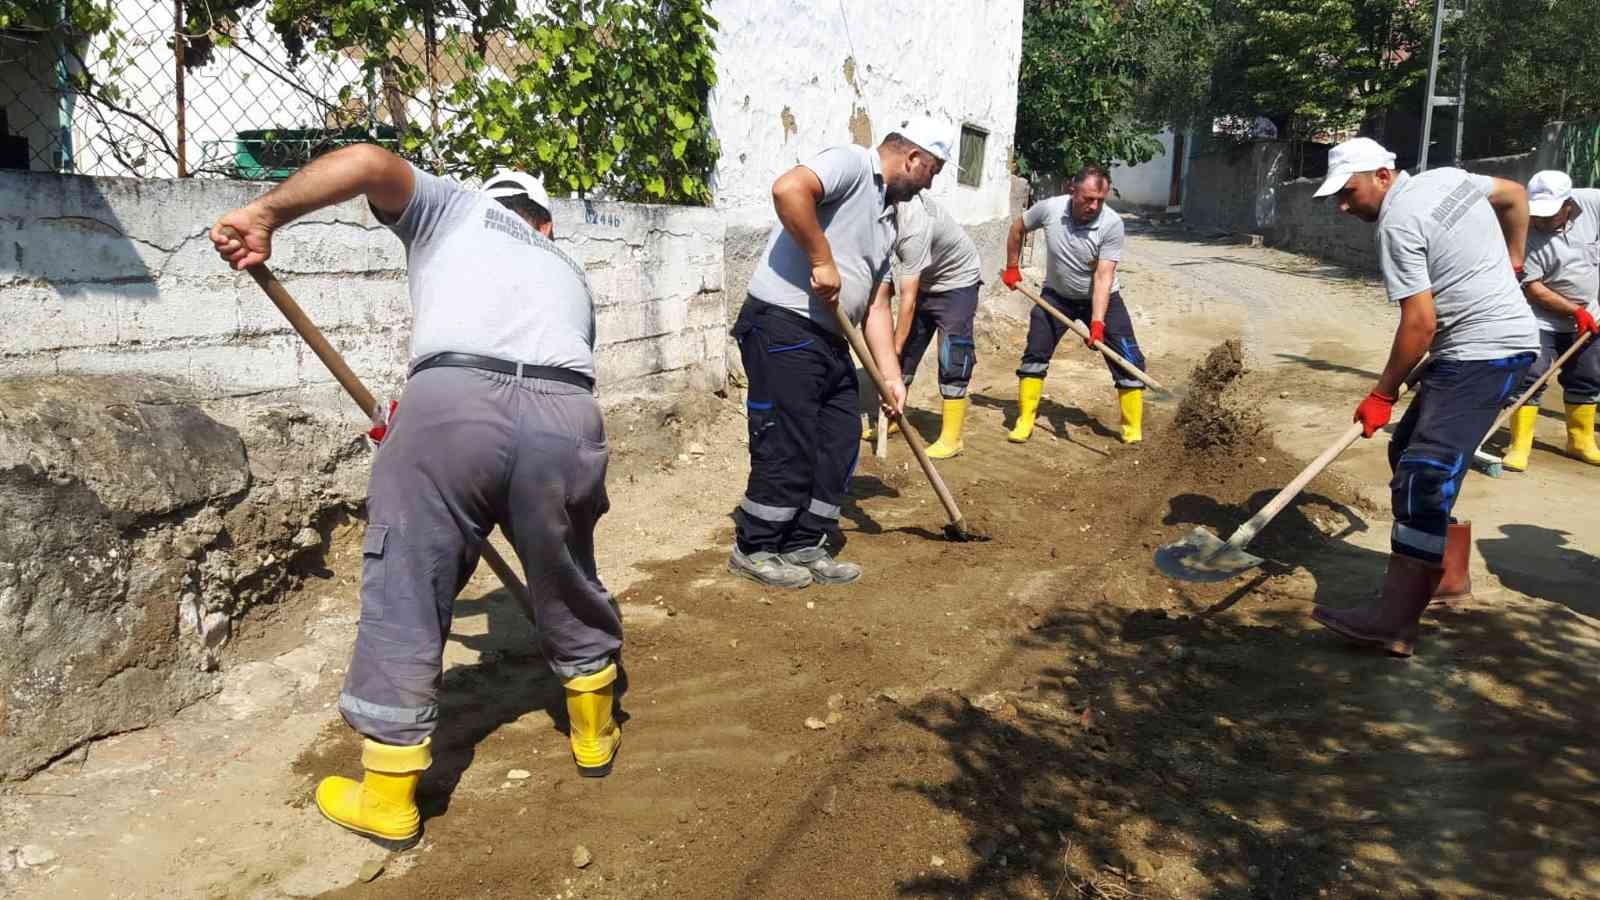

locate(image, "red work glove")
(1353, 390), (1396, 439)
(1085, 320), (1106, 349)
(366, 399), (399, 444)
(1001, 266), (1022, 290)
(1573, 306), (1599, 338)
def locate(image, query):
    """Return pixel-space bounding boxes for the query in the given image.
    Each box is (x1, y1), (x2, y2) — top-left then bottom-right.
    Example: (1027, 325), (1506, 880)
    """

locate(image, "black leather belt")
(409, 352), (594, 390)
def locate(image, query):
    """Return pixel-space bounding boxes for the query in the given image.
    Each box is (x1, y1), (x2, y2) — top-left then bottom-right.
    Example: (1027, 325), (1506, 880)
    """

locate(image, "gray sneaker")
(728, 547), (813, 589)
(780, 543), (862, 585)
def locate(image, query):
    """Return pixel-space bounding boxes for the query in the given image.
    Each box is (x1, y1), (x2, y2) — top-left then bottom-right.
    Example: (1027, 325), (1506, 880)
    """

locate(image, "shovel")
(830, 304), (983, 541)
(1010, 279), (1169, 394)
(227, 236), (537, 614)
(1470, 331), (1595, 476)
(1156, 362), (1425, 582)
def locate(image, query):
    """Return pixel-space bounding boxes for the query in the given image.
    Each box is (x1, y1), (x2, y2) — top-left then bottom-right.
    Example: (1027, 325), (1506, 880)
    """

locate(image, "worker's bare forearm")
(249, 144), (412, 227)
(894, 276), (920, 348)
(1090, 265), (1115, 324)
(1377, 299), (1436, 397)
(864, 296), (903, 384)
(1524, 280), (1581, 318)
(1005, 217), (1027, 269)
(1486, 177), (1530, 270)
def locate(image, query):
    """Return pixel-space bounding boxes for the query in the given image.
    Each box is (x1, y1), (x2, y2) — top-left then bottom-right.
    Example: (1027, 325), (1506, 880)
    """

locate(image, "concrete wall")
(1183, 140), (1542, 271)
(0, 171), (726, 417)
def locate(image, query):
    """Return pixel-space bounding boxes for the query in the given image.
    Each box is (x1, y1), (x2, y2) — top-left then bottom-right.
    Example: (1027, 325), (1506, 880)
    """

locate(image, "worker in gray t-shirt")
(212, 144), (621, 848)
(1308, 138), (1538, 659)
(730, 117), (951, 589)
(864, 194), (983, 459)
(1000, 165), (1149, 446)
(1499, 170), (1600, 472)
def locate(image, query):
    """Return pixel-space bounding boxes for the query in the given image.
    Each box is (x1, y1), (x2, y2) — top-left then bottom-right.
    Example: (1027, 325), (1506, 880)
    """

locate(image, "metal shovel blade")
(1154, 526), (1266, 583)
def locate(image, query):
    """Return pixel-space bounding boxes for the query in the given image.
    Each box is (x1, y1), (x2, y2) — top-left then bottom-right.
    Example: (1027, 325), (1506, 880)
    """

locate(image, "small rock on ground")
(507, 769), (532, 780)
(803, 716), (828, 730)
(572, 845), (593, 868)
(358, 860), (385, 883)
(18, 845), (58, 867)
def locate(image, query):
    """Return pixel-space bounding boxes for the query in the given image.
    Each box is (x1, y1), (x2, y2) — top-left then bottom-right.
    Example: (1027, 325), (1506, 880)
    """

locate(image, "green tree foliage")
(1234, 0), (1431, 137)
(1456, 0), (1600, 156)
(263, 0), (719, 203)
(1015, 0), (1164, 178)
(0, 0), (111, 33)
(1121, 0), (1221, 133)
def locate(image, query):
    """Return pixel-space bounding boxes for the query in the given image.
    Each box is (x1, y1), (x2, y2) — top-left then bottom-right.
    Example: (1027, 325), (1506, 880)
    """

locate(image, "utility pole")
(1417, 0), (1468, 171)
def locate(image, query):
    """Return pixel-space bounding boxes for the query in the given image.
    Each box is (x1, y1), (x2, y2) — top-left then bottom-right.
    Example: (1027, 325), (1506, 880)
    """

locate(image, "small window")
(957, 124), (987, 188)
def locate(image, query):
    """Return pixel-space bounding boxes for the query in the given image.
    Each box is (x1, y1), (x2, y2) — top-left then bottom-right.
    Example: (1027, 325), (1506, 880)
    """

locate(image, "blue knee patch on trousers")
(939, 335), (975, 397)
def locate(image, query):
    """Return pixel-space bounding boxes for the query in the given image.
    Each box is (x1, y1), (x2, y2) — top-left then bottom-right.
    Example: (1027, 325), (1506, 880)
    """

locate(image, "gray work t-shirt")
(746, 145), (895, 331)
(380, 166), (596, 380)
(886, 195), (981, 293)
(1522, 187), (1600, 333)
(1022, 195), (1123, 299)
(1376, 169), (1538, 361)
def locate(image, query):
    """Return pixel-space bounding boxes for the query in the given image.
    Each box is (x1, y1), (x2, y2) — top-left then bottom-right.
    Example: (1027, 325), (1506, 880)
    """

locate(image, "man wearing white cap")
(1308, 137), (1538, 657)
(1498, 170), (1600, 471)
(863, 193), (985, 458)
(730, 117), (950, 588)
(212, 144), (622, 847)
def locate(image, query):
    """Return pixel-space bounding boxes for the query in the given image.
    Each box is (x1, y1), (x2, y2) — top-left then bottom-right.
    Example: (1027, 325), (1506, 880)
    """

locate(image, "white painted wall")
(1109, 129), (1188, 211)
(707, 0), (1024, 229)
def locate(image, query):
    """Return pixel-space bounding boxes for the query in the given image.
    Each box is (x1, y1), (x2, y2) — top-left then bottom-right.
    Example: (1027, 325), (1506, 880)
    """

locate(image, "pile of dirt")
(1174, 339), (1263, 454)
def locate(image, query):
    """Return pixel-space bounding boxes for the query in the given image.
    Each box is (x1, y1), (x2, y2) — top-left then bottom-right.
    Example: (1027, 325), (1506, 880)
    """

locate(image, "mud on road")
(304, 339), (1599, 899)
(11, 229), (1599, 900)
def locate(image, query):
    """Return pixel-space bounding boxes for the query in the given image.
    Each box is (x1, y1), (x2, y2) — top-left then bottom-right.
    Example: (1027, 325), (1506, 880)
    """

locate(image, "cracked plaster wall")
(0, 171), (726, 421)
(708, 0), (1024, 231)
(707, 0), (1027, 359)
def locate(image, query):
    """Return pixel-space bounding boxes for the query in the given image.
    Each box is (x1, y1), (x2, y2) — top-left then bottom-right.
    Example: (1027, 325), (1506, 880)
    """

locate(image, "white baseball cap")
(1527, 170), (1574, 217)
(484, 169), (552, 214)
(1314, 137), (1398, 198)
(893, 115), (955, 162)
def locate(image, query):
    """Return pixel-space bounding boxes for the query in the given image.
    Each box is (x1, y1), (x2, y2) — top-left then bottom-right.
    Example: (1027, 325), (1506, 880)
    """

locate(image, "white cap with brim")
(894, 115), (955, 163)
(1527, 170), (1574, 217)
(484, 170), (552, 216)
(1314, 137), (1398, 198)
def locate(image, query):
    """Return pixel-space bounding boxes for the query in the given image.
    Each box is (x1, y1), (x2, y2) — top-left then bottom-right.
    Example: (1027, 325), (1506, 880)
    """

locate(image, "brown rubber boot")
(1427, 521), (1473, 613)
(1312, 553), (1442, 657)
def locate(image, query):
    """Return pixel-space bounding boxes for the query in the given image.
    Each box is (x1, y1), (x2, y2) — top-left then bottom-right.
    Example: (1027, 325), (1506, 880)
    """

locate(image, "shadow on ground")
(890, 564), (1600, 898)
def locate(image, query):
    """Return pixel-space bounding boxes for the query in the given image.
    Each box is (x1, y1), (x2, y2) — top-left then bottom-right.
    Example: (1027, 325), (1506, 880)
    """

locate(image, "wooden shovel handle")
(830, 305), (965, 529)
(1477, 331), (1594, 448)
(1012, 280), (1168, 393)
(229, 240), (534, 614)
(1221, 359), (1428, 551)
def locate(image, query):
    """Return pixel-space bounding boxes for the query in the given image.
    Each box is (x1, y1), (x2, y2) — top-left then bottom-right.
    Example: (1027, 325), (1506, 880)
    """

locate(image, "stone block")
(0, 285), (121, 354)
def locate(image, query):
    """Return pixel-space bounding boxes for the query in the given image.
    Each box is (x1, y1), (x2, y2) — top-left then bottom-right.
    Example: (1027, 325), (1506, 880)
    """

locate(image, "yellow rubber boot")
(1007, 377), (1044, 443)
(314, 737), (430, 849)
(860, 415), (899, 442)
(1501, 405), (1538, 472)
(926, 398), (968, 459)
(564, 663), (622, 777)
(1566, 403), (1600, 465)
(1117, 388), (1144, 444)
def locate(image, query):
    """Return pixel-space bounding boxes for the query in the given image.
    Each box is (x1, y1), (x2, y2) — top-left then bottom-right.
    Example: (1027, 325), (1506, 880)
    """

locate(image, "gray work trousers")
(339, 366), (620, 746)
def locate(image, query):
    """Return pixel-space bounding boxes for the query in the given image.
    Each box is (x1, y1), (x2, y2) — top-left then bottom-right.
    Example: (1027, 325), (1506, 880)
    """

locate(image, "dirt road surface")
(6, 224), (1597, 899)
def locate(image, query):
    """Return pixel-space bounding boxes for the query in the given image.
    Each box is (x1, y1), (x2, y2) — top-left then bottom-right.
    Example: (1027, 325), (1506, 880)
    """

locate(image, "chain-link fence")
(0, 2), (527, 180)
